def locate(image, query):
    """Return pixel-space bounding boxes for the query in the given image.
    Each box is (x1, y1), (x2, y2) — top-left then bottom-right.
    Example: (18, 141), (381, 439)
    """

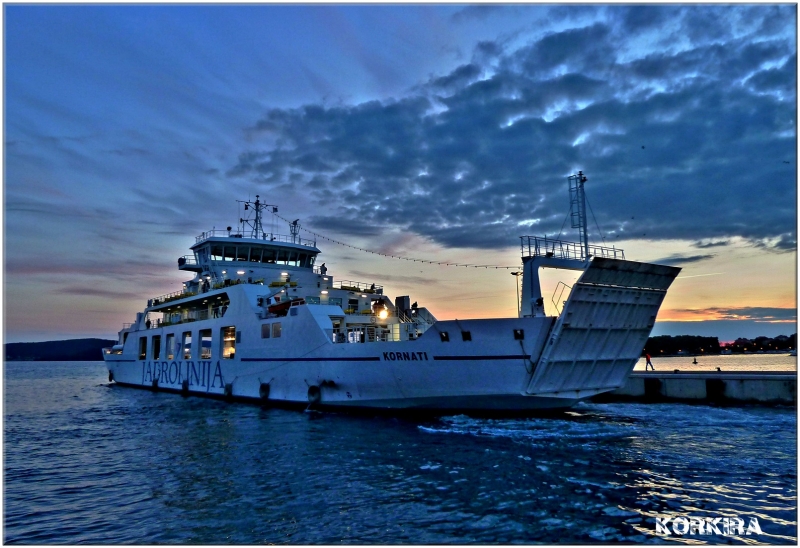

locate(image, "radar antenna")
(289, 219), (300, 243)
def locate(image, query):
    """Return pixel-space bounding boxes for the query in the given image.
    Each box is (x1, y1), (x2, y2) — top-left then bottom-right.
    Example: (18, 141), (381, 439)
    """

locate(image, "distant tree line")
(645, 335), (721, 356)
(726, 334), (796, 353)
(5, 338), (116, 361)
(644, 334), (796, 356)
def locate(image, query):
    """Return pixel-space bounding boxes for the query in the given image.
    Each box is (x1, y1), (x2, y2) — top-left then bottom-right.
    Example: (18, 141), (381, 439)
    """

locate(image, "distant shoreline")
(4, 338), (116, 362)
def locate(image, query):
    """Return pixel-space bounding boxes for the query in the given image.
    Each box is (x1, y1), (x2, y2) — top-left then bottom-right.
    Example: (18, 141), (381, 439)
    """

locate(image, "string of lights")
(272, 212), (521, 270)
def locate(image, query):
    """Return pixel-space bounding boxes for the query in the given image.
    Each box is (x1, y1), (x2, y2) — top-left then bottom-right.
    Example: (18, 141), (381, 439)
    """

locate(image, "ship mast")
(237, 195), (278, 239)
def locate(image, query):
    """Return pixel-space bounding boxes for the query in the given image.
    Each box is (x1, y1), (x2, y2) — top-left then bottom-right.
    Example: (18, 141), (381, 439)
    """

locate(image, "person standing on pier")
(645, 353), (654, 370)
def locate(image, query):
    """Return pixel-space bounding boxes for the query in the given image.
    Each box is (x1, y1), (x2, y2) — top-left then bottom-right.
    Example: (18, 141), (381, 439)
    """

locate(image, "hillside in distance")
(5, 338), (116, 361)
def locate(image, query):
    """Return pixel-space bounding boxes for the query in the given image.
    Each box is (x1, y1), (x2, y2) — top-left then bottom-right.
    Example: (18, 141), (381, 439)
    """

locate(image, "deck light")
(222, 270), (227, 274)
(237, 270), (245, 275)
(321, 290), (328, 294)
(281, 272), (288, 276)
(379, 309), (389, 320)
(361, 294), (367, 298)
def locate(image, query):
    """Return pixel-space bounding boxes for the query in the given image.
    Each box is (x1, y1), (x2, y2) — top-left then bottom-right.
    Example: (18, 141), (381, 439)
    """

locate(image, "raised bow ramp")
(525, 258), (681, 399)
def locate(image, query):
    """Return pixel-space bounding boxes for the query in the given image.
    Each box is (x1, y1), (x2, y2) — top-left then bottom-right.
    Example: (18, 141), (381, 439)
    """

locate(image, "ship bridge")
(178, 195), (323, 290)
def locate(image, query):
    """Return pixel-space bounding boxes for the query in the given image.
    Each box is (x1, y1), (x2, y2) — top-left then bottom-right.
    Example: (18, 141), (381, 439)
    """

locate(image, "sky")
(3, 3), (797, 343)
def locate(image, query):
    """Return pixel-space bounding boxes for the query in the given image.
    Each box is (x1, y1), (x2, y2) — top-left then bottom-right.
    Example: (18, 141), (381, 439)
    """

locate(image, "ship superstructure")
(104, 175), (680, 412)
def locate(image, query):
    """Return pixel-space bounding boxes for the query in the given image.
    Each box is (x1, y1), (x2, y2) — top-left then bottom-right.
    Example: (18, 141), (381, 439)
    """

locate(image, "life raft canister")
(307, 385), (321, 404)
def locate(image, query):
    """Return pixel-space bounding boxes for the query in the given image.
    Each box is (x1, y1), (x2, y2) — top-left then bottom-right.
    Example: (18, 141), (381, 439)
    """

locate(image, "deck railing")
(195, 229), (316, 248)
(146, 306), (227, 328)
(332, 280), (383, 294)
(520, 236), (625, 262)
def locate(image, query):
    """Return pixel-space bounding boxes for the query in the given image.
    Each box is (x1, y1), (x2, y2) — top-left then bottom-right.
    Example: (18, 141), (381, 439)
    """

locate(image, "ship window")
(298, 253), (307, 267)
(461, 331), (472, 342)
(305, 296), (320, 304)
(165, 334), (175, 359)
(152, 335), (162, 359)
(200, 329), (212, 359)
(513, 329), (524, 340)
(236, 330), (241, 343)
(182, 331), (192, 359)
(276, 249), (289, 264)
(261, 324), (271, 338)
(329, 297), (342, 307)
(222, 326), (236, 359)
(211, 245), (224, 261)
(250, 248), (262, 262)
(138, 337), (147, 360)
(272, 322), (282, 338)
(262, 248), (277, 263)
(439, 331), (450, 342)
(287, 251), (298, 267)
(123, 332), (129, 344)
(237, 246), (249, 261)
(224, 246), (236, 262)
(308, 255), (315, 267)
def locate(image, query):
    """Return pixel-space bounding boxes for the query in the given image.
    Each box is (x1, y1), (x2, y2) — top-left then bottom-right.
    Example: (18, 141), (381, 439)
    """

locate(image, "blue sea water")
(4, 361), (797, 544)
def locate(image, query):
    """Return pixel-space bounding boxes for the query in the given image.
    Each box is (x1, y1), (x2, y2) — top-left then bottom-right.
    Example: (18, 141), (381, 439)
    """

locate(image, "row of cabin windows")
(197, 245), (316, 268)
(139, 327), (239, 360)
(437, 329), (525, 342)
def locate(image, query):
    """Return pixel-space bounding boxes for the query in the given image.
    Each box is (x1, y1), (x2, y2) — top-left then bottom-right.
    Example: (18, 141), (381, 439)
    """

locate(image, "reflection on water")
(4, 361), (797, 544)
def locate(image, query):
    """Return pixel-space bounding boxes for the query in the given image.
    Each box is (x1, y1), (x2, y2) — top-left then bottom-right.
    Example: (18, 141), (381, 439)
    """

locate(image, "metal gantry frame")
(568, 170), (589, 261)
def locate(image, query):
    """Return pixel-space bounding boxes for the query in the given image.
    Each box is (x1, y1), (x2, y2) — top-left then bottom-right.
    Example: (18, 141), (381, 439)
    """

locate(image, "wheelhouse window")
(224, 246), (236, 262)
(211, 245), (224, 261)
(237, 246), (249, 261)
(182, 331), (192, 359)
(262, 248), (277, 263)
(200, 329), (212, 359)
(152, 335), (162, 360)
(249, 248), (262, 262)
(166, 334), (175, 360)
(222, 326), (236, 359)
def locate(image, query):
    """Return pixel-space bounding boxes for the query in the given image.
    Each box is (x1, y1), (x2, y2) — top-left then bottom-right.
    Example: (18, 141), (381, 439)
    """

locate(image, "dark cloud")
(619, 5), (671, 32)
(450, 5), (505, 24)
(681, 307), (798, 322)
(230, 5), (796, 251)
(655, 254), (715, 266)
(751, 233), (798, 253)
(59, 286), (144, 300)
(692, 240), (730, 249)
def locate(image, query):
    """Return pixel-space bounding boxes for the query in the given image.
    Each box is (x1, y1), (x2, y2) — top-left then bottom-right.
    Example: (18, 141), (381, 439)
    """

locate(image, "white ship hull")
(105, 258), (680, 414)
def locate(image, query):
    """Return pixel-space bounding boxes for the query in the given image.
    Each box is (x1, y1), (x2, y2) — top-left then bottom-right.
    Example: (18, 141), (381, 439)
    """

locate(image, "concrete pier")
(594, 371), (796, 405)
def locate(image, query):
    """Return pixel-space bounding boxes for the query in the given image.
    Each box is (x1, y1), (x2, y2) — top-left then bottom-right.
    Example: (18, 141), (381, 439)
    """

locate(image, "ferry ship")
(104, 172), (680, 412)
